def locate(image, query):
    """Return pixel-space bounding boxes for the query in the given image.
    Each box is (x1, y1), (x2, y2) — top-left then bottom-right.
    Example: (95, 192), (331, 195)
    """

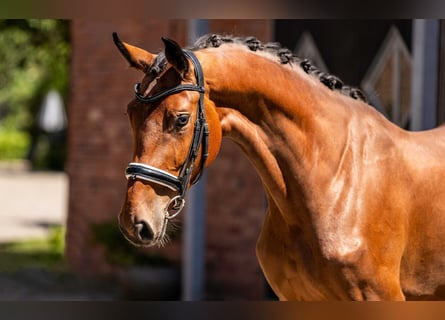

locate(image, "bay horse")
(113, 32), (445, 300)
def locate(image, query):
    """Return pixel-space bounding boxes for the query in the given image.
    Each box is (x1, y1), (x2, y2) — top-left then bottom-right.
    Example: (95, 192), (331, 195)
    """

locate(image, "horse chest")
(256, 210), (343, 300)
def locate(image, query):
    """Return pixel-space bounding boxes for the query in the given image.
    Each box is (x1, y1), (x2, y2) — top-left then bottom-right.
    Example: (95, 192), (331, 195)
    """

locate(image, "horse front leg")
(337, 251), (406, 301)
(341, 269), (405, 300)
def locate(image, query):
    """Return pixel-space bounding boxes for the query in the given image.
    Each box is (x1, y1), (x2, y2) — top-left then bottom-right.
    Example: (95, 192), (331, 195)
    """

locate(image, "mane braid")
(190, 34), (368, 103)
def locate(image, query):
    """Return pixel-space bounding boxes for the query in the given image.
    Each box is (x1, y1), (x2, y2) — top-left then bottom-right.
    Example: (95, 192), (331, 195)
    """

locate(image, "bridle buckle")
(164, 195), (186, 220)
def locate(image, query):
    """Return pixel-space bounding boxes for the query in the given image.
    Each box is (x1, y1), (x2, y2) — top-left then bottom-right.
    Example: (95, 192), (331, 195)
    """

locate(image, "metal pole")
(410, 19), (440, 131)
(181, 19), (209, 301)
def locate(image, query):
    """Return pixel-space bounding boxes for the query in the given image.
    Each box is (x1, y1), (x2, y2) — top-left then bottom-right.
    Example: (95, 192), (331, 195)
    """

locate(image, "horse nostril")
(134, 220), (154, 241)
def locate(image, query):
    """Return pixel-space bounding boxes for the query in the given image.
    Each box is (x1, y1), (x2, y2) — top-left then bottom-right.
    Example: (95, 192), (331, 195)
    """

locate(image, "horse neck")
(199, 47), (372, 225)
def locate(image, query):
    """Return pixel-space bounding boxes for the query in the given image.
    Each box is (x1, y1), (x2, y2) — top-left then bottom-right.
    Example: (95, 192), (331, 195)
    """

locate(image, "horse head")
(113, 33), (222, 247)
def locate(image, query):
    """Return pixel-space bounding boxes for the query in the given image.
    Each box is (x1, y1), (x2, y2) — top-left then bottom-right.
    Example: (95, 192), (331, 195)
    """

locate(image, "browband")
(134, 83), (205, 104)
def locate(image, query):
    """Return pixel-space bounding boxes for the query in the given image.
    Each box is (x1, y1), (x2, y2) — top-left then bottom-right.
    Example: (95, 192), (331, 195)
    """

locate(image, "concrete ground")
(0, 161), (68, 242)
(0, 162), (120, 300)
(0, 162), (174, 300)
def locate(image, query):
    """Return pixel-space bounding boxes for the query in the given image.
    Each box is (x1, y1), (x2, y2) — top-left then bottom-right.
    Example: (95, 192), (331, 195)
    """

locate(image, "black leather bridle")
(125, 49), (209, 219)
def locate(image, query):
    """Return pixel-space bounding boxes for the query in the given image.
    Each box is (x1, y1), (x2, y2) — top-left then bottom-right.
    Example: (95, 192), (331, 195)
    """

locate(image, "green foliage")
(47, 224), (66, 254)
(0, 225), (66, 273)
(0, 129), (30, 160)
(0, 20), (70, 166)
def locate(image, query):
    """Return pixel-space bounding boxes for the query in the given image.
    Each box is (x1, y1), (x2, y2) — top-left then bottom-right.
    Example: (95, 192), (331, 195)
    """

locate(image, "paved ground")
(0, 161), (68, 242)
(0, 162), (180, 300)
(0, 162), (122, 300)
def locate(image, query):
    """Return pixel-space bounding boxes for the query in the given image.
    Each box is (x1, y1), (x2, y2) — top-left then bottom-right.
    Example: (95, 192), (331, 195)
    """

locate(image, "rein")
(125, 49), (209, 221)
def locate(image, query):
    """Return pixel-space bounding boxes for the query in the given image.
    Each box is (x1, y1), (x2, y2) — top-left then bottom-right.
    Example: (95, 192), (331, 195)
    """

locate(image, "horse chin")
(129, 238), (158, 248)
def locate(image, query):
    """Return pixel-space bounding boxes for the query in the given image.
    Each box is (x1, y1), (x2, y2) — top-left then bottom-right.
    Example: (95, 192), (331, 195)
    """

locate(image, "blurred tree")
(0, 19), (70, 169)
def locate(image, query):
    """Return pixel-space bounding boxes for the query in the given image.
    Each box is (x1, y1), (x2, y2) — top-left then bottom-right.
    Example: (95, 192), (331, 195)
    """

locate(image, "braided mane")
(148, 34), (367, 103)
(191, 34), (368, 103)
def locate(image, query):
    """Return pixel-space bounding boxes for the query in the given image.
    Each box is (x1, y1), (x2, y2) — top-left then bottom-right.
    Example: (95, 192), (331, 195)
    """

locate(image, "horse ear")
(162, 37), (189, 78)
(113, 32), (155, 73)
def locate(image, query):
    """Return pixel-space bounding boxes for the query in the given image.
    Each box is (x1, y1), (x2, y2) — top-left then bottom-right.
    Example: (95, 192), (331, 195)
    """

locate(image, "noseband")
(125, 50), (209, 220)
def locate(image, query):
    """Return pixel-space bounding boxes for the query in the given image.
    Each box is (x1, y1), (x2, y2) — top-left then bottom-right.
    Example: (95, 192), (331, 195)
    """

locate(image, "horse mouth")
(118, 223), (156, 247)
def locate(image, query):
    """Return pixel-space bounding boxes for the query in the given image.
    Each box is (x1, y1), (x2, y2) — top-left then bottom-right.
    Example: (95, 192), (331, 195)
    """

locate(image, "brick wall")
(67, 19), (272, 299)
(204, 20), (272, 300)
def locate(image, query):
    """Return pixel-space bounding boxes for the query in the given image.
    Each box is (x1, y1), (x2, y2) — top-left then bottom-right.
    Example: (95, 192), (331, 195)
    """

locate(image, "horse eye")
(176, 114), (190, 127)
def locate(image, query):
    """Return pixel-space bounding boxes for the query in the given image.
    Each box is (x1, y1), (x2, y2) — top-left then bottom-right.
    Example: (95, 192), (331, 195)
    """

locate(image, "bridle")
(125, 49), (209, 224)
